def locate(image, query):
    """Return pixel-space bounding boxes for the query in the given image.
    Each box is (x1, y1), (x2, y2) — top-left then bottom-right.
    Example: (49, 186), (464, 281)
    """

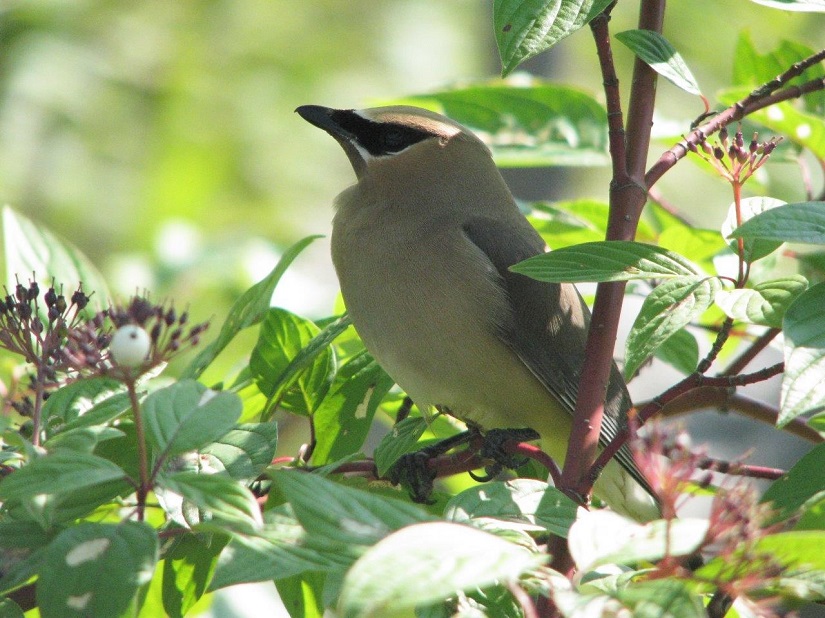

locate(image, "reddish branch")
(562, 0), (666, 506)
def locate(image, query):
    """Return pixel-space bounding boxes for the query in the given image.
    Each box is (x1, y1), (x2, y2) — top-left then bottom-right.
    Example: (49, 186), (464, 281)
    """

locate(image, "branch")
(646, 47), (825, 188)
(697, 456), (786, 481)
(562, 0), (665, 502)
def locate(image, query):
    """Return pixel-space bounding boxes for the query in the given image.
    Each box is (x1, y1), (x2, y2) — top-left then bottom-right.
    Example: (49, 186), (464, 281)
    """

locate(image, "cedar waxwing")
(297, 104), (660, 521)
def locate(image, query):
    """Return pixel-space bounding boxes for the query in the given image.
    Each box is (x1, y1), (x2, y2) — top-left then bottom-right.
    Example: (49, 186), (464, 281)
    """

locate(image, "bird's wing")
(462, 216), (653, 494)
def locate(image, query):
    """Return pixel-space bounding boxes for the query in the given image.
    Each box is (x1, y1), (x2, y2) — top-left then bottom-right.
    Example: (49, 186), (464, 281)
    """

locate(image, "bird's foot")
(479, 427), (541, 469)
(387, 430), (474, 503)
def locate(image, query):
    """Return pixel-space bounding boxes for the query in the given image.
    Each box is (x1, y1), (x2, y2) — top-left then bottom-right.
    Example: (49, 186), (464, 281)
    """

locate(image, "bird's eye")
(380, 128), (407, 151)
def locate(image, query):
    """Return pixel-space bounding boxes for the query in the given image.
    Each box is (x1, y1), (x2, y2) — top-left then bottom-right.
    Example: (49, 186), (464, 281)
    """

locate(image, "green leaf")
(0, 598), (24, 617)
(657, 225), (728, 274)
(615, 30), (701, 95)
(143, 380), (242, 458)
(493, 0), (614, 76)
(625, 276), (721, 379)
(42, 425), (124, 454)
(781, 282), (825, 423)
(158, 471), (263, 533)
(722, 196), (787, 263)
(250, 307), (336, 417)
(41, 377), (126, 437)
(200, 422), (278, 481)
(2, 206), (110, 312)
(339, 521), (545, 618)
(729, 201), (825, 246)
(36, 522), (158, 618)
(617, 579), (705, 618)
(210, 509), (354, 590)
(715, 276), (808, 327)
(513, 241), (701, 283)
(275, 572), (326, 618)
(182, 235), (321, 379)
(400, 82), (609, 167)
(762, 443), (825, 518)
(0, 451), (126, 501)
(756, 531), (825, 570)
(445, 479), (579, 538)
(653, 328), (699, 375)
(373, 417), (429, 477)
(161, 533), (228, 618)
(568, 510), (708, 570)
(311, 349), (395, 466)
(273, 471), (431, 547)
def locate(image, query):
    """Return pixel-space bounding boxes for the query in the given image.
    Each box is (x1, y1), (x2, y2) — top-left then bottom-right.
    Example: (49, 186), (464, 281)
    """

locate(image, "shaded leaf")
(373, 416), (429, 477)
(161, 532), (228, 618)
(512, 241), (701, 283)
(781, 282), (825, 423)
(761, 443), (825, 518)
(0, 452), (126, 501)
(36, 522), (157, 618)
(653, 327), (699, 375)
(616, 30), (701, 95)
(625, 276), (721, 379)
(312, 350), (395, 466)
(250, 308), (335, 417)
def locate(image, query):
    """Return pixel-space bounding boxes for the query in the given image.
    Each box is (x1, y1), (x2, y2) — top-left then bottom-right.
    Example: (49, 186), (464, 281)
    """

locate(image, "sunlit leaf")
(494, 0), (614, 75)
(722, 196), (786, 263)
(339, 522), (544, 617)
(273, 471), (431, 547)
(625, 276), (721, 379)
(312, 349), (394, 466)
(445, 479), (579, 537)
(615, 30), (701, 95)
(373, 417), (429, 477)
(715, 276), (808, 327)
(729, 201), (825, 246)
(781, 282), (825, 424)
(748, 0), (825, 13)
(513, 241), (701, 283)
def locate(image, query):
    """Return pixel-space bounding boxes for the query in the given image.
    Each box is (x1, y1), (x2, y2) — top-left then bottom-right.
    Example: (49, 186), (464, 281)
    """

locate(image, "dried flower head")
(64, 295), (209, 380)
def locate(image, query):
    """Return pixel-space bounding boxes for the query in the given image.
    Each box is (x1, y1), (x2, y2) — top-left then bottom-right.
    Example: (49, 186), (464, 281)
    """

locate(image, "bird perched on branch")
(297, 104), (659, 521)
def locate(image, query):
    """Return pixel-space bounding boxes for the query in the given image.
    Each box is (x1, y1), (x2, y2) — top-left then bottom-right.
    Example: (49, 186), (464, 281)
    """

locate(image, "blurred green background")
(2, 1), (822, 336)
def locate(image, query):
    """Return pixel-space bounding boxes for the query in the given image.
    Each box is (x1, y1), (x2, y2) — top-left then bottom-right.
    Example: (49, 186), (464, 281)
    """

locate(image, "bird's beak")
(296, 105), (352, 142)
(296, 105), (367, 178)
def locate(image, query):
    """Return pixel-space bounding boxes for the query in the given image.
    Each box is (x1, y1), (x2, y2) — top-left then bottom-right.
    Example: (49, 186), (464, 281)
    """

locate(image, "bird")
(296, 104), (659, 521)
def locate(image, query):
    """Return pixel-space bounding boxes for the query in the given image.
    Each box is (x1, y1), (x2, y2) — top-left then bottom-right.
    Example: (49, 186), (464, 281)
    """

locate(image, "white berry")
(109, 325), (151, 367)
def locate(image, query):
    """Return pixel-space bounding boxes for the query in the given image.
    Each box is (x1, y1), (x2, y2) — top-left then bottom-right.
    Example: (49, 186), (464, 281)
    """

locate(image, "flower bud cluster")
(687, 126), (782, 185)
